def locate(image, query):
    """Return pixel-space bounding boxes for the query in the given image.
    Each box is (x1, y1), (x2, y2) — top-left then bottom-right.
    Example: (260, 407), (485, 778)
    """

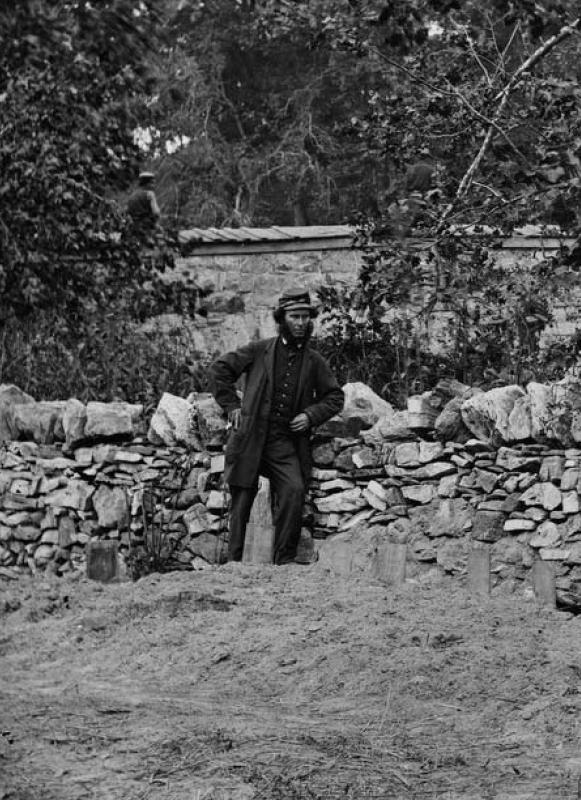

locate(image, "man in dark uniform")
(209, 289), (344, 565)
(126, 171), (161, 240)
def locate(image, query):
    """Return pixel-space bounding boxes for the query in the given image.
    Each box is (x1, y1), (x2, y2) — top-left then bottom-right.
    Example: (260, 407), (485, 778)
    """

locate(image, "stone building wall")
(168, 237), (581, 356)
(165, 248), (361, 355)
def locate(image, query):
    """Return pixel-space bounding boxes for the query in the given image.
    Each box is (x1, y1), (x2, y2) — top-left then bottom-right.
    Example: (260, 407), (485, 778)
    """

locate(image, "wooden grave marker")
(86, 540), (119, 583)
(374, 542), (407, 586)
(532, 560), (556, 608)
(243, 477), (275, 564)
(469, 546), (491, 598)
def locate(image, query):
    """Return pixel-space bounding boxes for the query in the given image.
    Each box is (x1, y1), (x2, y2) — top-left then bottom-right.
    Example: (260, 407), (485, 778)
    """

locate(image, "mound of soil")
(2, 563), (581, 799)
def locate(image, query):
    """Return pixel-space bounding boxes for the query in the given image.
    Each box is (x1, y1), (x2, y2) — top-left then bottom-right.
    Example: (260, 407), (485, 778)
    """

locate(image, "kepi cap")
(277, 288), (318, 317)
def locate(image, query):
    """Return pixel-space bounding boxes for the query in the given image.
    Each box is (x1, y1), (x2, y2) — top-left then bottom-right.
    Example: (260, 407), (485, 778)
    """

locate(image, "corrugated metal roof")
(179, 225), (354, 245)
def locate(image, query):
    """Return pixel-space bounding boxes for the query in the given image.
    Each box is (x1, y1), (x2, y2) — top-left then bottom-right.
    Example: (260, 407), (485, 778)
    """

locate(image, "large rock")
(361, 410), (415, 445)
(188, 531), (223, 563)
(406, 391), (443, 429)
(148, 392), (198, 447)
(85, 402), (142, 440)
(434, 397), (469, 442)
(62, 398), (87, 447)
(44, 480), (94, 511)
(0, 384), (35, 442)
(461, 385), (526, 443)
(530, 520), (561, 548)
(12, 401), (66, 444)
(93, 485), (129, 528)
(520, 482), (562, 511)
(432, 377), (473, 403)
(506, 394), (534, 441)
(319, 382), (390, 438)
(191, 392), (228, 449)
(526, 382), (554, 440)
(183, 503), (215, 535)
(434, 383), (480, 442)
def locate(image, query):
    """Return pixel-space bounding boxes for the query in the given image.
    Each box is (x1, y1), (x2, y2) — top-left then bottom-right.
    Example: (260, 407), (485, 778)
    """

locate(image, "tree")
(0, 1), (169, 318)
(283, 1), (581, 399)
(136, 0), (392, 226)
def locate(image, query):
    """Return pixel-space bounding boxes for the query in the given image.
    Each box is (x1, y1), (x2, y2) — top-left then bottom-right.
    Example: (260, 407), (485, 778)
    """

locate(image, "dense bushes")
(0, 310), (210, 411)
(316, 235), (581, 407)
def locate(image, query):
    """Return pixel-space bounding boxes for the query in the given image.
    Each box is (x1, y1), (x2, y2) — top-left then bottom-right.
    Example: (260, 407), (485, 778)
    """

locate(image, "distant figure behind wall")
(126, 171), (161, 242)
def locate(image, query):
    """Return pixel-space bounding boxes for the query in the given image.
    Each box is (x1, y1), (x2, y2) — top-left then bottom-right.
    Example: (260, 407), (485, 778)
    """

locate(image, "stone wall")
(0, 386), (231, 578)
(312, 435), (581, 608)
(3, 380), (581, 609)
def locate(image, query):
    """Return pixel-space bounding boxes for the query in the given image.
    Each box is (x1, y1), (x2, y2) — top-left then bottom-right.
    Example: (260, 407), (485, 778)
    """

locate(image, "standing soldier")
(209, 289), (344, 565)
(126, 171), (161, 242)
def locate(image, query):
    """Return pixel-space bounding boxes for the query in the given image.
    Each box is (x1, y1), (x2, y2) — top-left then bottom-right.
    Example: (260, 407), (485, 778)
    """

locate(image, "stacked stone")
(310, 433), (581, 601)
(0, 439), (232, 576)
(5, 377), (581, 604)
(0, 386), (231, 576)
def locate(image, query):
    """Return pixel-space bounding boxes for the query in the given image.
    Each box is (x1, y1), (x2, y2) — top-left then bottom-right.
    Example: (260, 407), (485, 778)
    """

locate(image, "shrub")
(0, 309), (212, 410)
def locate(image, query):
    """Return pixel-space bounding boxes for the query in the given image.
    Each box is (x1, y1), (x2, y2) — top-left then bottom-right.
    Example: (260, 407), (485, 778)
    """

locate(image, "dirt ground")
(2, 561), (581, 800)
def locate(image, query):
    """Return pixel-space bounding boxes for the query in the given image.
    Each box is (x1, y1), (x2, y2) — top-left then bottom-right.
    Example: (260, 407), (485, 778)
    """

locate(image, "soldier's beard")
(279, 320), (313, 345)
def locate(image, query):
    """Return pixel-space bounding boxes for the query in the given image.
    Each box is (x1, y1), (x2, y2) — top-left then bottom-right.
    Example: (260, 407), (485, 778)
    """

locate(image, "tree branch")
(436, 16), (581, 232)
(444, 81), (531, 166)
(373, 46), (531, 165)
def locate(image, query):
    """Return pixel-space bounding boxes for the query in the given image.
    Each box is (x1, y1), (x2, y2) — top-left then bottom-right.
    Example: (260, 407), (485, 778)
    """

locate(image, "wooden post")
(532, 560), (556, 608)
(374, 542), (407, 586)
(243, 477), (275, 564)
(86, 540), (118, 583)
(469, 546), (491, 598)
(329, 539), (353, 577)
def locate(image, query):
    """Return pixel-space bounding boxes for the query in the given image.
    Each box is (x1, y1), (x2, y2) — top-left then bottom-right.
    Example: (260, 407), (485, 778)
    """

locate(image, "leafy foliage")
(148, 0), (581, 230)
(140, 0), (393, 226)
(3, 0), (581, 407)
(0, 310), (211, 408)
(316, 229), (581, 405)
(0, 1), (173, 318)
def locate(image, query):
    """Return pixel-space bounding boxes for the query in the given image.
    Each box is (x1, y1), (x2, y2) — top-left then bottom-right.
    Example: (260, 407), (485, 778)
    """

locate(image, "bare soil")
(2, 563), (581, 800)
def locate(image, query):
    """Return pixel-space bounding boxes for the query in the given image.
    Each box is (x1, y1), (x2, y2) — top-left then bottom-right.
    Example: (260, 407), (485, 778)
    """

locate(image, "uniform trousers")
(228, 424), (305, 565)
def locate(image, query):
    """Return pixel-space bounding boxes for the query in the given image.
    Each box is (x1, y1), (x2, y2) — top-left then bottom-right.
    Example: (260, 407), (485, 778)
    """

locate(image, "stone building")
(160, 225), (579, 357)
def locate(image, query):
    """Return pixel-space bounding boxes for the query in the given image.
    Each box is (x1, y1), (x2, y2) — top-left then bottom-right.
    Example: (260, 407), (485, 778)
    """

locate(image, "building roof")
(178, 224), (577, 256)
(178, 225), (355, 255)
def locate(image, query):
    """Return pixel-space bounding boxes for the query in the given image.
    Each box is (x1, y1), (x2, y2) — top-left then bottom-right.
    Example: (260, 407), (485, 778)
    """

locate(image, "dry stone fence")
(3, 377), (581, 608)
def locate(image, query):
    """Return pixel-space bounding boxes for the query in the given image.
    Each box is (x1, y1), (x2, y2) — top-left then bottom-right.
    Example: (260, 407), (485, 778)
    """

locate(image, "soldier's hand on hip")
(228, 408), (241, 430)
(289, 413), (310, 433)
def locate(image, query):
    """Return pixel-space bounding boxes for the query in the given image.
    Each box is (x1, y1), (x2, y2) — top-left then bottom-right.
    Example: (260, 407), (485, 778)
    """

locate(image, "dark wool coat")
(209, 337), (344, 488)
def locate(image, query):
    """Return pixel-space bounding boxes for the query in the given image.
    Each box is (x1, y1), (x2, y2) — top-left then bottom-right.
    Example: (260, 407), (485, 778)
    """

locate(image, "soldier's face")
(284, 310), (311, 340)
